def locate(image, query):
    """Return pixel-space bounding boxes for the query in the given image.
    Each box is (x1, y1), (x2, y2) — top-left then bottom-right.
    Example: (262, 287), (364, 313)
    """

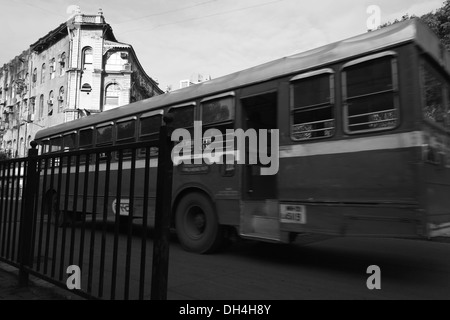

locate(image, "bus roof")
(35, 18), (447, 141)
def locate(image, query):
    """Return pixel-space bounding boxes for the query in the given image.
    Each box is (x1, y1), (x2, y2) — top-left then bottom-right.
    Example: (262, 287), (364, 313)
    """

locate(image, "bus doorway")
(239, 91), (280, 241)
(240, 91), (278, 200)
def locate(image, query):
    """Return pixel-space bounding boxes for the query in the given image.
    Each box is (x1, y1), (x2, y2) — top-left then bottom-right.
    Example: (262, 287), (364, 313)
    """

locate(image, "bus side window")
(139, 113), (162, 158)
(41, 139), (50, 154)
(62, 132), (76, 165)
(50, 136), (62, 152)
(116, 118), (137, 144)
(116, 117), (137, 159)
(168, 104), (195, 130)
(49, 136), (62, 167)
(201, 95), (234, 127)
(290, 70), (335, 141)
(96, 124), (113, 145)
(343, 53), (399, 133)
(79, 128), (94, 149)
(63, 132), (76, 151)
(201, 93), (235, 167)
(96, 123), (113, 161)
(168, 104), (195, 159)
(79, 128), (94, 164)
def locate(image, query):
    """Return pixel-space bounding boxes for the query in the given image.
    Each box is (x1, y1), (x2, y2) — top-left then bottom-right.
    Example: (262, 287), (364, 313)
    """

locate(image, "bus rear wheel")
(175, 193), (223, 254)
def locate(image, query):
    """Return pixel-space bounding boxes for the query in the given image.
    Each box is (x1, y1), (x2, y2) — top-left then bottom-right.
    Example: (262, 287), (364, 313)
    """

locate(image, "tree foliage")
(380, 1), (450, 50)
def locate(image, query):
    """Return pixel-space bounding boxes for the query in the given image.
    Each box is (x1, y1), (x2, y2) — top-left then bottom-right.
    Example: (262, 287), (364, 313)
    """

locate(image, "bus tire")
(175, 192), (223, 254)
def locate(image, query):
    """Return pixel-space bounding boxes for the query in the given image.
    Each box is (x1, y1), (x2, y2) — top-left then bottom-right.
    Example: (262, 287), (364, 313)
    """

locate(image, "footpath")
(0, 262), (83, 300)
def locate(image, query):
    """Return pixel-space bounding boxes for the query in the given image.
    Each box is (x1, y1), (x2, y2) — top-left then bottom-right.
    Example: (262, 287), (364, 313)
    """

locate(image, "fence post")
(18, 141), (38, 286)
(151, 115), (174, 300)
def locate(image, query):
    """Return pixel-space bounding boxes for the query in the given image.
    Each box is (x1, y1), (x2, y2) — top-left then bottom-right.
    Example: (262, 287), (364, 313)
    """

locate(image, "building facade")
(0, 9), (163, 158)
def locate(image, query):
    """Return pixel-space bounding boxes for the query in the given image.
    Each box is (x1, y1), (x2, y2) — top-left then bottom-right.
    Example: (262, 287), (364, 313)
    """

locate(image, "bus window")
(79, 128), (94, 148)
(201, 94), (234, 127)
(50, 136), (62, 152)
(139, 113), (162, 157)
(140, 113), (162, 139)
(116, 117), (136, 159)
(96, 123), (113, 145)
(63, 132), (76, 151)
(41, 139), (50, 154)
(290, 70), (335, 140)
(116, 117), (137, 144)
(343, 53), (398, 133)
(168, 104), (195, 129)
(422, 61), (445, 127)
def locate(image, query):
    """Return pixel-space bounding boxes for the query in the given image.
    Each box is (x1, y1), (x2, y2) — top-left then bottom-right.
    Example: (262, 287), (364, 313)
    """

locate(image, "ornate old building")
(0, 9), (163, 158)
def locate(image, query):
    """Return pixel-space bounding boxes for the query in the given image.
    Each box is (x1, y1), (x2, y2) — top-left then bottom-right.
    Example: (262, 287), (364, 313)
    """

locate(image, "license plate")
(280, 204), (307, 224)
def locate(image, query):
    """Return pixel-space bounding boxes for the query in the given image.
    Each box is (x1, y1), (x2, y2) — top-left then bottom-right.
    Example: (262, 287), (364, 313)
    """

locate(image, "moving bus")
(34, 19), (450, 253)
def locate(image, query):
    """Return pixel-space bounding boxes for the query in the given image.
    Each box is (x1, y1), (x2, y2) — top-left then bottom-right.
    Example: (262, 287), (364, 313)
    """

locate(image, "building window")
(106, 51), (127, 71)
(105, 83), (120, 106)
(50, 58), (56, 79)
(290, 70), (335, 140)
(19, 138), (24, 157)
(59, 52), (66, 76)
(83, 47), (93, 70)
(32, 68), (37, 87)
(41, 63), (46, 84)
(343, 52), (399, 133)
(25, 73), (29, 89)
(48, 90), (54, 116)
(30, 97), (36, 117)
(39, 94), (44, 119)
(58, 87), (64, 112)
(81, 83), (92, 92)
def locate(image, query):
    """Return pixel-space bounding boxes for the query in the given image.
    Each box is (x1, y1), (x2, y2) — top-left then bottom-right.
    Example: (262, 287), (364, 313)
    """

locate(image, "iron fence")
(0, 124), (173, 299)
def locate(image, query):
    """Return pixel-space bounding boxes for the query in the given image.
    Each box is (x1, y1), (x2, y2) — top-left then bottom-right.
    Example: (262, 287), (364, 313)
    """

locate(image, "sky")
(0, 0), (445, 91)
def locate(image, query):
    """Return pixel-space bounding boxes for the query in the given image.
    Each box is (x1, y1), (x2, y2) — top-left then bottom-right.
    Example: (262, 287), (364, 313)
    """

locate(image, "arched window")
(41, 63), (46, 83)
(32, 68), (37, 87)
(58, 87), (65, 112)
(19, 138), (24, 157)
(30, 97), (36, 115)
(50, 58), (56, 79)
(83, 47), (93, 70)
(48, 90), (54, 116)
(59, 52), (66, 76)
(105, 83), (120, 106)
(39, 94), (44, 119)
(81, 83), (92, 92)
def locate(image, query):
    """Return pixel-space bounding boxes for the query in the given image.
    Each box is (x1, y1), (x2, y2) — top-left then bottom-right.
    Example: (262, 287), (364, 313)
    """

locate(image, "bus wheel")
(175, 193), (223, 254)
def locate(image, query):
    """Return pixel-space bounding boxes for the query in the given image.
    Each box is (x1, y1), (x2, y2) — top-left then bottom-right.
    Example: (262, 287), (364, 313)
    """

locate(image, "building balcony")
(74, 14), (105, 24)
